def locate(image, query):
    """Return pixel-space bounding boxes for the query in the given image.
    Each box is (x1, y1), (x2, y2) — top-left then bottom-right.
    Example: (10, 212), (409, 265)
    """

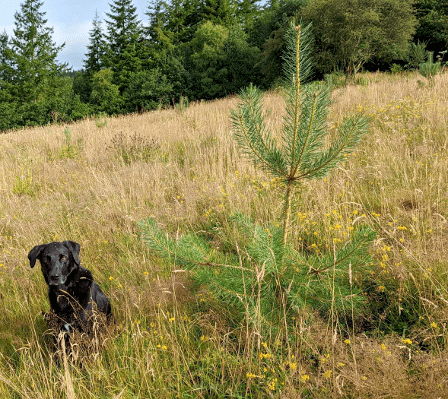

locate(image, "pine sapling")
(231, 21), (369, 245)
(139, 21), (376, 330)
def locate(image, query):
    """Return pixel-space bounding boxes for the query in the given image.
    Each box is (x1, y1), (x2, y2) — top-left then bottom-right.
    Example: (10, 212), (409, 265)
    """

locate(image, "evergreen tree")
(8, 0), (68, 103)
(84, 10), (105, 74)
(0, 0), (86, 130)
(139, 21), (376, 331)
(0, 31), (13, 94)
(146, 0), (205, 45)
(73, 69), (93, 103)
(251, 0), (307, 86)
(187, 21), (229, 99)
(0, 31), (9, 80)
(144, 1), (190, 97)
(0, 30), (19, 130)
(223, 25), (261, 93)
(147, 0), (250, 46)
(197, 0), (238, 27)
(104, 0), (146, 91)
(235, 0), (260, 29)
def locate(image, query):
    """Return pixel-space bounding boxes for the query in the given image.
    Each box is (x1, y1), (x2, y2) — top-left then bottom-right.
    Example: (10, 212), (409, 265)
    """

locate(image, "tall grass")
(0, 71), (448, 397)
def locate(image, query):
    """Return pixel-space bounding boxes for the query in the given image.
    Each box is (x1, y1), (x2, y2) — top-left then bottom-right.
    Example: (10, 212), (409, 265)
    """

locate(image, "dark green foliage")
(418, 51), (441, 84)
(146, 0), (207, 45)
(406, 41), (428, 69)
(187, 21), (230, 99)
(146, 0), (249, 46)
(123, 69), (173, 111)
(184, 21), (261, 99)
(0, 102), (20, 132)
(414, 0), (448, 56)
(0, 31), (13, 86)
(251, 0), (308, 85)
(90, 69), (122, 114)
(146, 0), (263, 99)
(73, 70), (93, 103)
(223, 25), (261, 94)
(2, 76), (91, 129)
(197, 0), (238, 27)
(84, 10), (105, 74)
(103, 0), (147, 91)
(8, 0), (68, 102)
(0, 0), (91, 131)
(302, 0), (417, 75)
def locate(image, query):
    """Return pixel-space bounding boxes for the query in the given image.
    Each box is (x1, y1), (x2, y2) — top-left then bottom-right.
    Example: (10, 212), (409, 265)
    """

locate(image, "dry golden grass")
(1, 71), (448, 397)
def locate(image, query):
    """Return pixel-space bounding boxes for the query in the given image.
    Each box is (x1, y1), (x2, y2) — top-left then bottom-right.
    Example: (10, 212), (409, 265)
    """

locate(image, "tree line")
(0, 0), (447, 131)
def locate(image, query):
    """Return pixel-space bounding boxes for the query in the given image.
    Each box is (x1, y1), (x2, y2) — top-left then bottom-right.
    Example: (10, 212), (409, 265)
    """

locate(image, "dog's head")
(28, 241), (81, 286)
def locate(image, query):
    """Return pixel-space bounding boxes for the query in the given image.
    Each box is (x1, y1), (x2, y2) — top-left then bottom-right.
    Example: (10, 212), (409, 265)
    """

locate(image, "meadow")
(0, 71), (448, 398)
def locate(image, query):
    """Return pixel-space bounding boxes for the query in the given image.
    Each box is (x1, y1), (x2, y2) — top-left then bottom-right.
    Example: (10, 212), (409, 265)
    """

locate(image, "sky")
(0, 0), (151, 70)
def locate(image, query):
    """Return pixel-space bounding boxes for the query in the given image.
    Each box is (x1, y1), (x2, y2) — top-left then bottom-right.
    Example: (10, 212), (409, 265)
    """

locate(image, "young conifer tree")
(231, 22), (369, 246)
(139, 21), (375, 329)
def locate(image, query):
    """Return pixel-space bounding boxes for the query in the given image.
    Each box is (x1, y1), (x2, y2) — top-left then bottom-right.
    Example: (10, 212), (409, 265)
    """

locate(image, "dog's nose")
(50, 274), (60, 283)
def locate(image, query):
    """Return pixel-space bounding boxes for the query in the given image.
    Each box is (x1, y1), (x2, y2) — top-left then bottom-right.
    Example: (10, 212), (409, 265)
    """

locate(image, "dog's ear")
(28, 244), (47, 268)
(63, 241), (81, 266)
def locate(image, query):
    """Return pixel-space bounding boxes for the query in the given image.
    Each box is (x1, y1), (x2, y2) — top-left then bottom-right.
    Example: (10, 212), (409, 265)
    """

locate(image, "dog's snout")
(49, 273), (64, 285)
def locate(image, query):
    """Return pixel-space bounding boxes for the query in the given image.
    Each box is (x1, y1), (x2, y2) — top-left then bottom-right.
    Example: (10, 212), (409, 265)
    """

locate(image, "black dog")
(28, 241), (112, 335)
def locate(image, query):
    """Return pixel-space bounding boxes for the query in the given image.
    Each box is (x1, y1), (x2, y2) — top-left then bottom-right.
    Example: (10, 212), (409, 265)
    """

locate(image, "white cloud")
(53, 20), (92, 70)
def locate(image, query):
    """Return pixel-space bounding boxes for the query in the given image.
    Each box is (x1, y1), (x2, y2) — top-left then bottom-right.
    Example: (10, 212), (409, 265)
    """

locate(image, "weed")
(59, 127), (83, 159)
(325, 71), (347, 88)
(174, 95), (189, 113)
(419, 52), (441, 85)
(12, 168), (39, 197)
(94, 112), (108, 128)
(390, 63), (404, 74)
(354, 75), (370, 86)
(108, 132), (159, 164)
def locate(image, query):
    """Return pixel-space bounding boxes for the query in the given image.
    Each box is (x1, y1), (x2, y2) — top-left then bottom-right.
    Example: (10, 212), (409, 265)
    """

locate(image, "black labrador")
(28, 241), (112, 336)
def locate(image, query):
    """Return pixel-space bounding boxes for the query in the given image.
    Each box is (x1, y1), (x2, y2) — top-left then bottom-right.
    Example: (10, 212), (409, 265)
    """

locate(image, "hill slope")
(1, 72), (448, 397)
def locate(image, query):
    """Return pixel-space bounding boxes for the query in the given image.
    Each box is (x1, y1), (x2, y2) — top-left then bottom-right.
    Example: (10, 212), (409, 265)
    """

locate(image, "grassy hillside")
(1, 71), (448, 398)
